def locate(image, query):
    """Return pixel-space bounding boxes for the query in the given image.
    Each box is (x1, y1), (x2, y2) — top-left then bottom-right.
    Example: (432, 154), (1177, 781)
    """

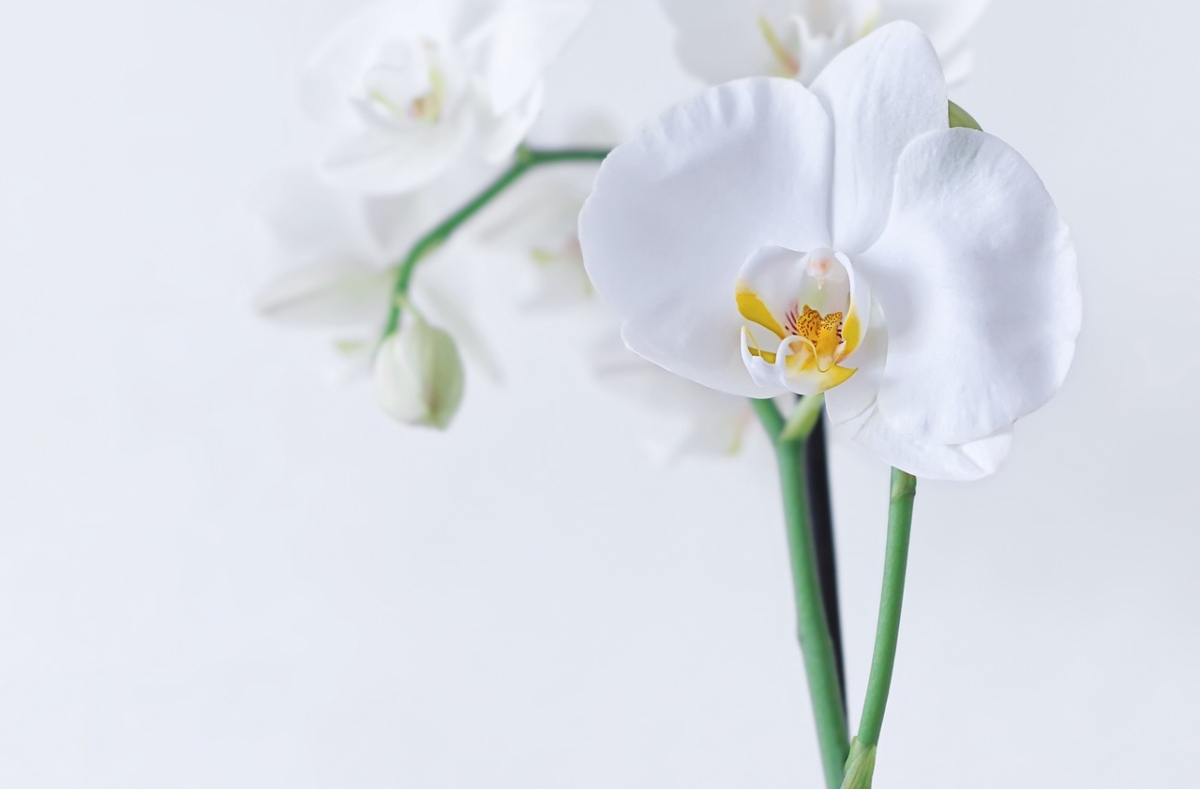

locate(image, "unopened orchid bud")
(373, 313), (465, 429)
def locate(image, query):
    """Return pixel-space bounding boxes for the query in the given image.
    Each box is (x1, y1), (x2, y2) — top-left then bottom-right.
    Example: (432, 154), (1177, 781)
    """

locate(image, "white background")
(0, 0), (1197, 786)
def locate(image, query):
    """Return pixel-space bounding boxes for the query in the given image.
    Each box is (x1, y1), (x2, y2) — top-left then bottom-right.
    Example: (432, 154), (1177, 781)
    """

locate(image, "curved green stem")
(382, 146), (610, 337)
(843, 468), (917, 789)
(752, 398), (849, 787)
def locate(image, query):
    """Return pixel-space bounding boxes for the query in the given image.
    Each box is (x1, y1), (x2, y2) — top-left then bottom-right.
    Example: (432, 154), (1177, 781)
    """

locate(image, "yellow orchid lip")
(737, 275), (863, 393)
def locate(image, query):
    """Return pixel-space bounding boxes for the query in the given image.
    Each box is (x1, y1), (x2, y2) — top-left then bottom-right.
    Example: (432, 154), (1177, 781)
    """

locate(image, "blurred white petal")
(255, 259), (393, 327)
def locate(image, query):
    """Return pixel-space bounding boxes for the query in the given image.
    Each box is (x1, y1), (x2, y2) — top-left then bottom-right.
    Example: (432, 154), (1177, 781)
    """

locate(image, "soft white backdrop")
(0, 0), (1196, 787)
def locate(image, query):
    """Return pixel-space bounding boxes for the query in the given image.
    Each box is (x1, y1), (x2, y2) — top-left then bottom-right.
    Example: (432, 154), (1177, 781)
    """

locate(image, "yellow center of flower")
(735, 246), (866, 393)
(788, 304), (844, 370)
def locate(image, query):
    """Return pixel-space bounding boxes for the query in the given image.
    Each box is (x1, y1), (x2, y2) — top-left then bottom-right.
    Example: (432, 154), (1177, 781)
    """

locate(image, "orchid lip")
(734, 245), (870, 394)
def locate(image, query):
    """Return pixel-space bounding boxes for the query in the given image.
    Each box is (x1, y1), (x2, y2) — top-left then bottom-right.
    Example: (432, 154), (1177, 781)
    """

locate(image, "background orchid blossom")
(659, 0), (989, 86)
(477, 127), (755, 460)
(254, 171), (501, 411)
(579, 22), (1080, 480)
(304, 0), (590, 195)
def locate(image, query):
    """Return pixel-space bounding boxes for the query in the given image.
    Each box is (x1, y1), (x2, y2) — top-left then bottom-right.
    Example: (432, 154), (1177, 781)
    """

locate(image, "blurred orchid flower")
(254, 170), (502, 393)
(475, 118), (754, 460)
(659, 0), (988, 86)
(588, 330), (757, 462)
(305, 0), (590, 195)
(579, 24), (1080, 479)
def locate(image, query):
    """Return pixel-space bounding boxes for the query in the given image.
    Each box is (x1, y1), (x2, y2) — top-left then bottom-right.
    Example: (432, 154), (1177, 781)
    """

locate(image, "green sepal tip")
(780, 393), (826, 442)
(948, 100), (982, 130)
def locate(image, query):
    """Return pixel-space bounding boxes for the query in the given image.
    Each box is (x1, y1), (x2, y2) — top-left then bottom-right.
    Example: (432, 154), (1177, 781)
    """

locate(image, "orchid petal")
(658, 0), (778, 84)
(316, 115), (475, 195)
(810, 20), (947, 253)
(579, 78), (834, 397)
(589, 331), (753, 460)
(475, 83), (544, 163)
(413, 254), (506, 383)
(465, 0), (589, 115)
(849, 407), (1014, 480)
(858, 128), (1080, 445)
(255, 260), (393, 327)
(878, 0), (990, 84)
(824, 302), (887, 427)
(303, 0), (461, 124)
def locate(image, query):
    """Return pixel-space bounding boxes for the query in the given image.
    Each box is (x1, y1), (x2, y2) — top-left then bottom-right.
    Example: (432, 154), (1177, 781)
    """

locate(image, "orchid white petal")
(657, 0), (779, 85)
(810, 20), (947, 253)
(658, 0), (987, 88)
(317, 119), (476, 196)
(471, 168), (593, 309)
(849, 407), (1014, 481)
(475, 83), (545, 163)
(413, 255), (506, 383)
(877, 0), (990, 80)
(255, 260), (393, 327)
(857, 128), (1080, 445)
(589, 330), (754, 461)
(303, 0), (462, 123)
(579, 78), (834, 398)
(824, 302), (887, 428)
(465, 0), (590, 115)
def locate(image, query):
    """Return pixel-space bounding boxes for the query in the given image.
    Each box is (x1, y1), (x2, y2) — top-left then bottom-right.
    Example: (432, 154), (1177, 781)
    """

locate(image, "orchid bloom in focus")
(305, 0), (590, 195)
(579, 23), (1080, 479)
(659, 0), (989, 86)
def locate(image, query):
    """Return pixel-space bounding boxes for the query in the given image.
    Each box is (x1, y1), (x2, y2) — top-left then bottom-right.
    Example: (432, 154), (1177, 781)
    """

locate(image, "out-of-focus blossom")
(254, 170), (501, 391)
(477, 118), (755, 460)
(588, 329), (757, 462)
(305, 0), (590, 195)
(659, 0), (988, 86)
(579, 24), (1080, 479)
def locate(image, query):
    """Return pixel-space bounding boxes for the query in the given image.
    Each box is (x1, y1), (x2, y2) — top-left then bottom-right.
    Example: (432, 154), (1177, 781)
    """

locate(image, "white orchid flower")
(659, 0), (989, 86)
(254, 170), (502, 387)
(477, 166), (596, 311)
(305, 0), (590, 195)
(578, 23), (1080, 480)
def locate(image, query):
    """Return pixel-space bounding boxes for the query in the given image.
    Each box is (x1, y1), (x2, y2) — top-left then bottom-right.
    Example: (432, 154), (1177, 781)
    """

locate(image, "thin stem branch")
(382, 146), (610, 337)
(843, 468), (917, 788)
(752, 398), (849, 788)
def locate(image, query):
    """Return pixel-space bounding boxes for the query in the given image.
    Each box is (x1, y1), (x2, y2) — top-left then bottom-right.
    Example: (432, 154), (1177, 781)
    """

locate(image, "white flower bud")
(373, 314), (465, 429)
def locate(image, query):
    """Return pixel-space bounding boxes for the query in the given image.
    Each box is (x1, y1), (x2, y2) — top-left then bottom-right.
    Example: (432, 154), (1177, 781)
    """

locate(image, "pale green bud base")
(842, 737), (878, 788)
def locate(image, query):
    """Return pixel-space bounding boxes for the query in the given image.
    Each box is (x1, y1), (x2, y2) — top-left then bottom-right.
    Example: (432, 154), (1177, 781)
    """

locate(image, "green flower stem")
(382, 146), (610, 337)
(843, 468), (917, 789)
(752, 397), (850, 788)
